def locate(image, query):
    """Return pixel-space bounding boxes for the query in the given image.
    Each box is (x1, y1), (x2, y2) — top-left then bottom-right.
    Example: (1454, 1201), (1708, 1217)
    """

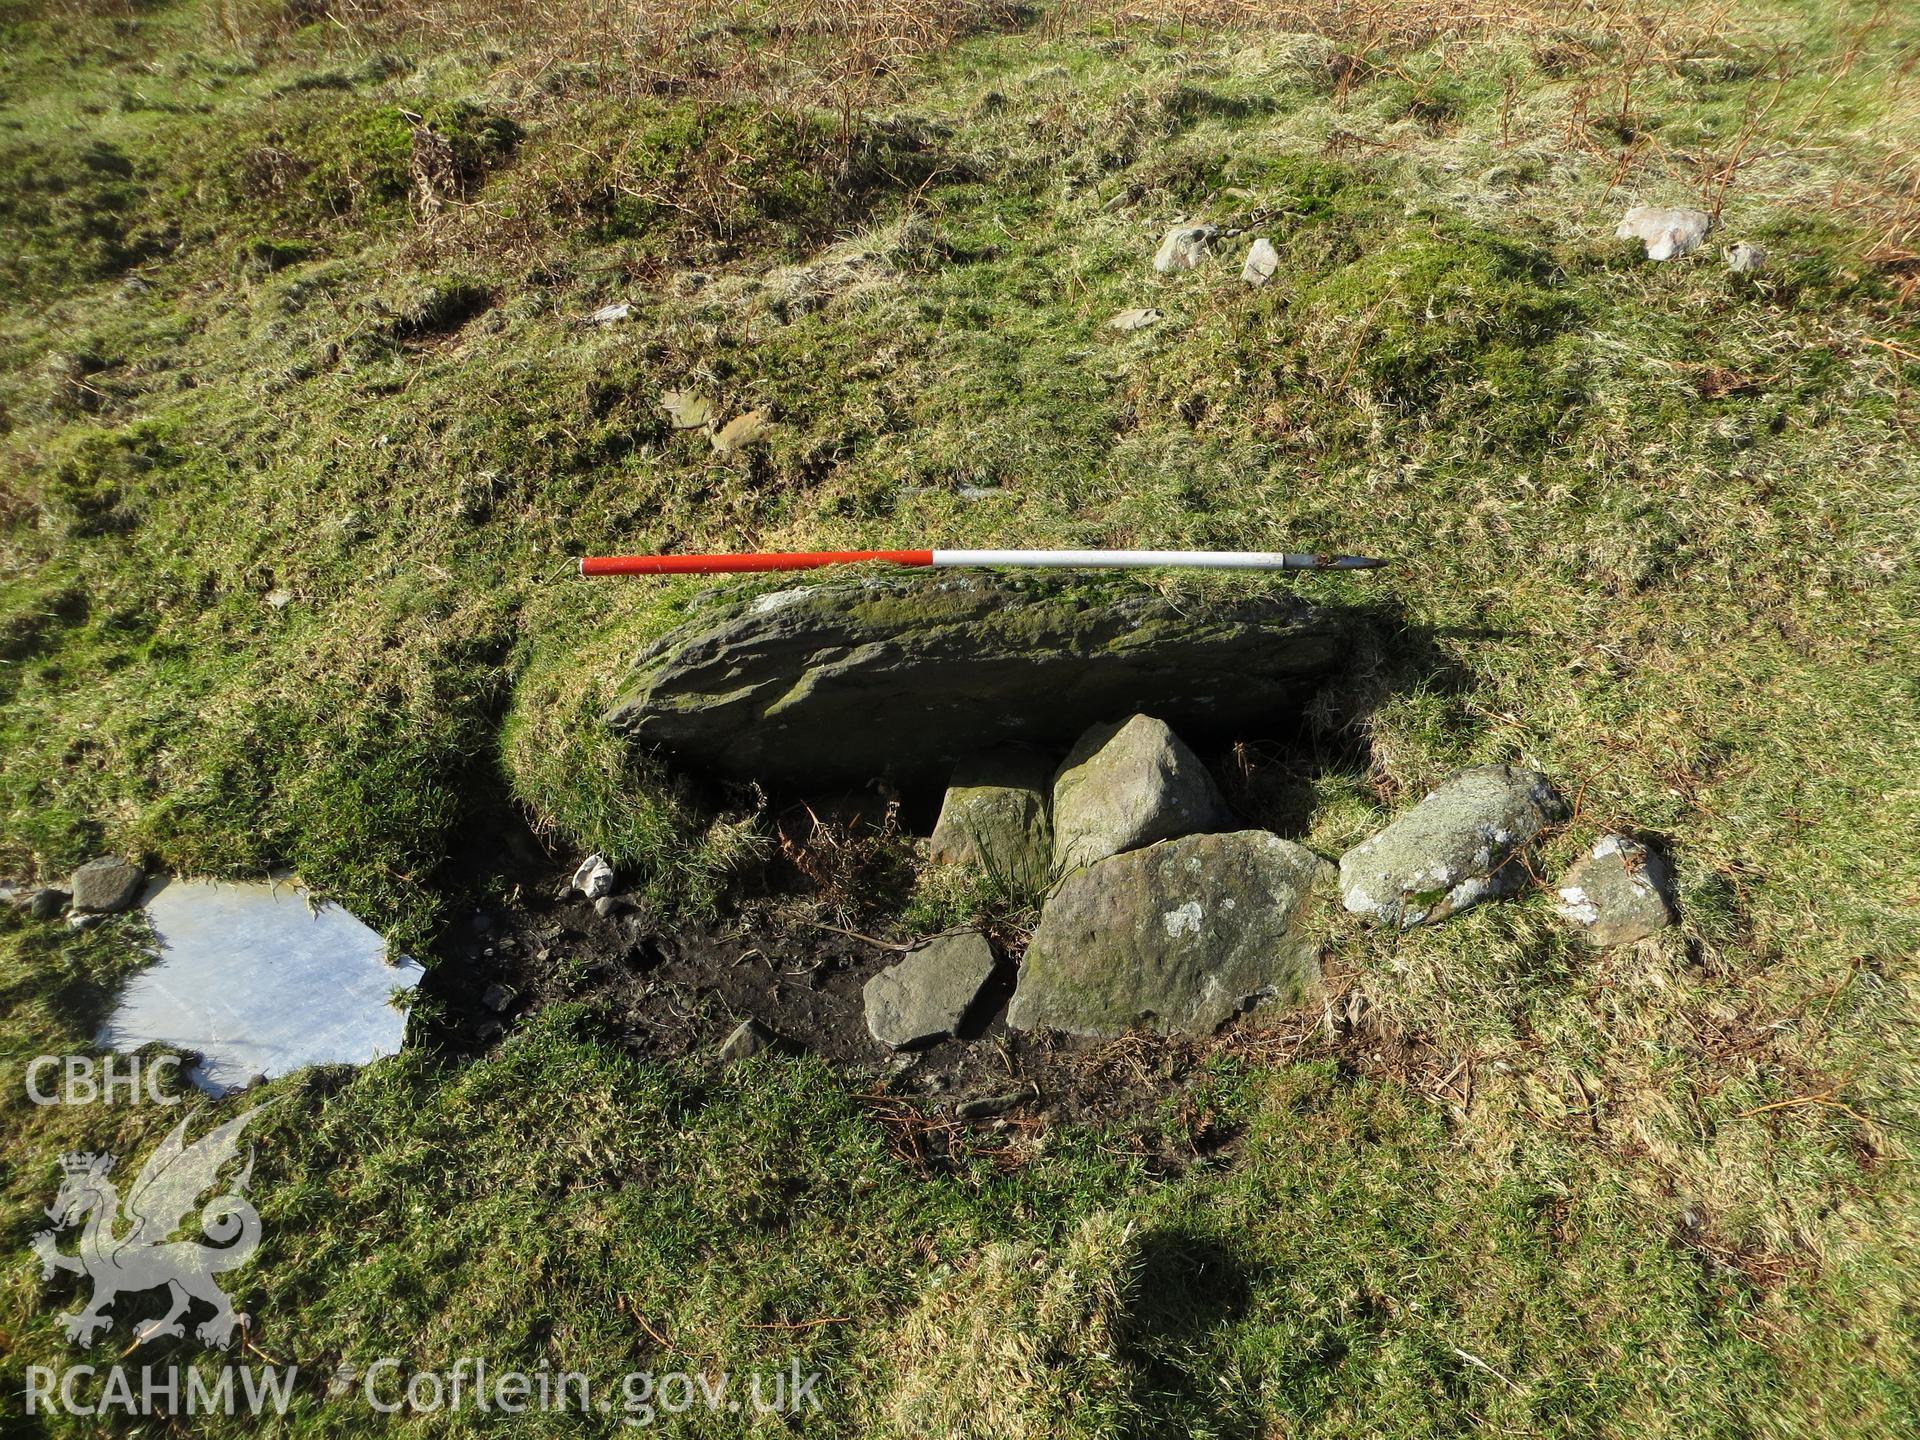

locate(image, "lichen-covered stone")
(1616, 205), (1712, 261)
(1009, 831), (1330, 1037)
(1153, 223), (1218, 273)
(1241, 237), (1279, 285)
(1338, 765), (1565, 928)
(1051, 715), (1228, 872)
(929, 749), (1053, 882)
(864, 931), (998, 1049)
(1554, 835), (1676, 946)
(68, 857), (144, 914)
(605, 576), (1342, 787)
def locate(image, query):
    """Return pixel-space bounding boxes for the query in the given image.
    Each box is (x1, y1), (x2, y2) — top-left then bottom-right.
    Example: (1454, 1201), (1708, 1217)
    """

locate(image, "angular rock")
(1052, 715), (1228, 872)
(1725, 242), (1766, 275)
(718, 1017), (775, 1062)
(929, 749), (1053, 883)
(1153, 223), (1218, 273)
(1108, 306), (1162, 331)
(1338, 765), (1565, 928)
(69, 857), (144, 915)
(571, 854), (616, 900)
(605, 576), (1343, 788)
(1241, 237), (1280, 285)
(587, 301), (633, 325)
(1616, 205), (1712, 261)
(1553, 835), (1676, 946)
(25, 887), (70, 921)
(863, 931), (997, 1049)
(1010, 831), (1329, 1037)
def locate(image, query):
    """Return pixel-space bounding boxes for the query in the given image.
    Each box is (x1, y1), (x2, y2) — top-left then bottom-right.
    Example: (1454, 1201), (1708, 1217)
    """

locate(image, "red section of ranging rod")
(579, 549), (934, 576)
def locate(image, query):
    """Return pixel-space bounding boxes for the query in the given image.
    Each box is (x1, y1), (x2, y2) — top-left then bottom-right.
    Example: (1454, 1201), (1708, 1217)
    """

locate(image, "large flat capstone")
(604, 576), (1344, 786)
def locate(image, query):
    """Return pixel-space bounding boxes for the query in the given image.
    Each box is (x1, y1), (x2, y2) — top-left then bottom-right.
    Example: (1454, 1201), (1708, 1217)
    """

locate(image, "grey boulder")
(929, 749), (1053, 884)
(69, 858), (145, 915)
(864, 931), (998, 1049)
(1553, 835), (1676, 946)
(1052, 715), (1228, 872)
(605, 576), (1342, 787)
(1153, 223), (1218, 273)
(1616, 205), (1713, 261)
(1009, 830), (1330, 1037)
(1338, 765), (1565, 928)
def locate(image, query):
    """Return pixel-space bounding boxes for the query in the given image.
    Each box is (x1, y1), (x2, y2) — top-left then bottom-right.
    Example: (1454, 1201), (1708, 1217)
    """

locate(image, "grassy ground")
(2, 0), (1918, 1432)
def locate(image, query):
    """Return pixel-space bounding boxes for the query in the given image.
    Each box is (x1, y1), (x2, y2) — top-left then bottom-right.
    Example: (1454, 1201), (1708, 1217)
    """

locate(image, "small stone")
(265, 588), (294, 609)
(69, 912), (107, 931)
(863, 931), (997, 1049)
(1108, 307), (1162, 331)
(68, 857), (145, 914)
(955, 1085), (1036, 1120)
(710, 408), (772, 456)
(587, 301), (632, 325)
(1153, 223), (1218, 273)
(1338, 765), (1565, 928)
(1725, 242), (1766, 274)
(571, 854), (616, 900)
(1052, 715), (1228, 873)
(661, 389), (713, 430)
(1241, 237), (1280, 285)
(929, 749), (1053, 883)
(1553, 835), (1676, 946)
(718, 1017), (774, 1062)
(593, 895), (628, 919)
(1616, 205), (1713, 261)
(25, 888), (70, 921)
(481, 983), (513, 1012)
(245, 1072), (269, 1090)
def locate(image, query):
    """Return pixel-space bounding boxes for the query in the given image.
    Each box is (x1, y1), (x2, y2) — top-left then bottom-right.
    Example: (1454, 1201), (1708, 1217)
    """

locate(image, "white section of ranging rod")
(929, 549), (1380, 570)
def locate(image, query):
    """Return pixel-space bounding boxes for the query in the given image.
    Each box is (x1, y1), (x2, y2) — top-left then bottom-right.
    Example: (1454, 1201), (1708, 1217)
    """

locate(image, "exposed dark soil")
(413, 797), (1352, 1164)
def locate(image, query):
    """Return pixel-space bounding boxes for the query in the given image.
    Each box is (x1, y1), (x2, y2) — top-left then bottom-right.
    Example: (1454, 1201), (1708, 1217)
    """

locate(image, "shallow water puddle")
(97, 878), (424, 1096)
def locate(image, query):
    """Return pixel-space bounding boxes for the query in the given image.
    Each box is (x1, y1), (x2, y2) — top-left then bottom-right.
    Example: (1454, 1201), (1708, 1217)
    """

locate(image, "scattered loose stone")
(587, 301), (632, 325)
(69, 857), (145, 915)
(607, 576), (1341, 788)
(1153, 223), (1218, 273)
(710, 407), (772, 456)
(480, 983), (514, 1012)
(1052, 715), (1229, 873)
(1338, 764), (1566, 928)
(660, 389), (712, 430)
(26, 888), (70, 921)
(928, 749), (1053, 883)
(1616, 205), (1713, 261)
(1725, 242), (1766, 274)
(863, 931), (997, 1049)
(264, 588), (294, 609)
(1553, 835), (1676, 946)
(1108, 307), (1162, 331)
(592, 894), (629, 919)
(955, 1085), (1036, 1120)
(1010, 831), (1331, 1038)
(718, 1017), (775, 1062)
(571, 854), (616, 900)
(1241, 237), (1279, 286)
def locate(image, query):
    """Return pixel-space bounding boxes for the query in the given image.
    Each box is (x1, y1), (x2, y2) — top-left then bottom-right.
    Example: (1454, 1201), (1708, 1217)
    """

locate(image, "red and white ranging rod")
(579, 548), (1386, 576)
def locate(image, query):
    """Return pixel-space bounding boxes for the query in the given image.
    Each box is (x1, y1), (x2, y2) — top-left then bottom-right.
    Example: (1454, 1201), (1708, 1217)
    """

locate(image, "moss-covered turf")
(2, 0), (1917, 1433)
